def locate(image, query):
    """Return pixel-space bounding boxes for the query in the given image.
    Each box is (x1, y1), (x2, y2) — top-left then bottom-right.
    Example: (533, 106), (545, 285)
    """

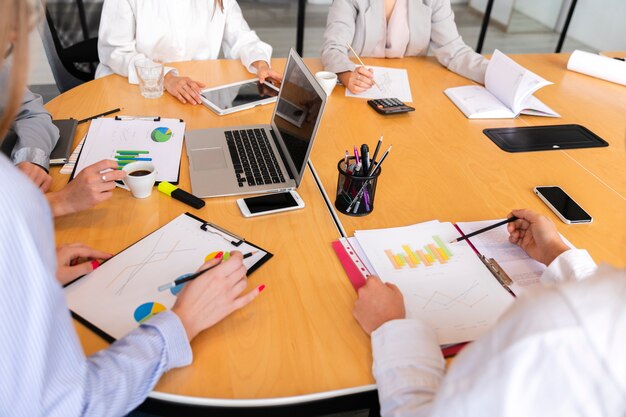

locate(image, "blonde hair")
(0, 0), (36, 140)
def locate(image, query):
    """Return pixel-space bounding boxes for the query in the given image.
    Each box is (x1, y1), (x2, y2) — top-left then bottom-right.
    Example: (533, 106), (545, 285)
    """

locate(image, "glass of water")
(134, 59), (164, 98)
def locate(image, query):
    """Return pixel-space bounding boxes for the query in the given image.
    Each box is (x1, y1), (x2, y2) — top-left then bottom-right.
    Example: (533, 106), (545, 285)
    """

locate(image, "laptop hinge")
(269, 128), (295, 180)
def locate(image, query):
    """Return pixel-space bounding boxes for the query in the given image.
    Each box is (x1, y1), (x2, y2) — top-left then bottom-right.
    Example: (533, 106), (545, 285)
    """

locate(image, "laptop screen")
(272, 51), (325, 186)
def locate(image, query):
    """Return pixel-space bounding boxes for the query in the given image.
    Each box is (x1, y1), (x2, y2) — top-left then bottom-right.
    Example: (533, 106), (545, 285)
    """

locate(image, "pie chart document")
(65, 213), (272, 340)
(73, 117), (186, 183)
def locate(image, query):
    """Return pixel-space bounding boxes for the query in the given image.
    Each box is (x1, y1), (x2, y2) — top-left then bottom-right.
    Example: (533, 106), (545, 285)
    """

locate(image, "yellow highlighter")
(158, 181), (205, 209)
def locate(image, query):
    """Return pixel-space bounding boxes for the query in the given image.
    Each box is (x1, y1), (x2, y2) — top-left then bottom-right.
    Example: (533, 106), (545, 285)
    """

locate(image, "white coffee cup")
(120, 161), (156, 198)
(315, 71), (338, 97)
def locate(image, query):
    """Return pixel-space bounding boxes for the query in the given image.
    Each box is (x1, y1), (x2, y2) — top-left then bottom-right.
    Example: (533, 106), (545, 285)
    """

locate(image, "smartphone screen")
(244, 192), (299, 214)
(535, 186), (592, 222)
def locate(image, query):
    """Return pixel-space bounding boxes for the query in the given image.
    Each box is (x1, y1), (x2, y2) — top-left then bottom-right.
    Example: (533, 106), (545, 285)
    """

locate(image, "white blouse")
(96, 0), (272, 83)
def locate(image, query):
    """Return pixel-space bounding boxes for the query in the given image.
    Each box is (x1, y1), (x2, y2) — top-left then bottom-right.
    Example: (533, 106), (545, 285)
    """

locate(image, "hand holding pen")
(170, 251), (265, 341)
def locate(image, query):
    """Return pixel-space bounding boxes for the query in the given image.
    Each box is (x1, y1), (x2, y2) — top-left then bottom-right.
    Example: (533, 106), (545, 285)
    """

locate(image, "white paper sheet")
(456, 219), (576, 296)
(354, 221), (514, 345)
(345, 66), (413, 102)
(568, 50), (626, 86)
(65, 214), (267, 340)
(74, 117), (186, 182)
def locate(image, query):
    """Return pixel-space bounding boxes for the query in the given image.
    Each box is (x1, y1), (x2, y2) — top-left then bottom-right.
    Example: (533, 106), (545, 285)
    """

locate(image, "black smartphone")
(534, 186), (592, 224)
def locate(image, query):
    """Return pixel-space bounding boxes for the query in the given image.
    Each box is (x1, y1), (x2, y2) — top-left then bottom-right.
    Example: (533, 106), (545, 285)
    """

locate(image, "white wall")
(468, 0), (515, 27)
(567, 0), (626, 51)
(514, 0), (562, 30)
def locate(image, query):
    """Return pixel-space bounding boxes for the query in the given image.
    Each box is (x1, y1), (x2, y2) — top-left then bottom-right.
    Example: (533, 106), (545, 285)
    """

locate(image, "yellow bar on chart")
(429, 244), (445, 263)
(436, 247), (449, 262)
(416, 250), (432, 266)
(385, 250), (402, 269)
(402, 245), (420, 266)
(424, 246), (436, 264)
(395, 254), (405, 267)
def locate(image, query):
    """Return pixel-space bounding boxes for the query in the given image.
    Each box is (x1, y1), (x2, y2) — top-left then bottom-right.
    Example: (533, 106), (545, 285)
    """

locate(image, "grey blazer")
(0, 64), (59, 170)
(321, 0), (489, 84)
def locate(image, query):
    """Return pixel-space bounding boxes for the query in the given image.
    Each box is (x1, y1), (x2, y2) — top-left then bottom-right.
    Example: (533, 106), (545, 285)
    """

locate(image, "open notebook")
(445, 50), (559, 119)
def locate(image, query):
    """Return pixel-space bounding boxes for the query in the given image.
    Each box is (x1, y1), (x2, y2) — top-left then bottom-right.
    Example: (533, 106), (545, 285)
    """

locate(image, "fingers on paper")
(66, 243), (112, 260)
(89, 159), (119, 172)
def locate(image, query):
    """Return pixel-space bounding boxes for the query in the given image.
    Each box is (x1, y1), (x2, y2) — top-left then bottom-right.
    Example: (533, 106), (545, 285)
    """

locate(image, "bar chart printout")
(353, 222), (515, 345)
(385, 235), (453, 269)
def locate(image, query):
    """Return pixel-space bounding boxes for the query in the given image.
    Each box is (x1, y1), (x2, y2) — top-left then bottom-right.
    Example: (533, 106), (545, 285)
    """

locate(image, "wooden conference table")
(46, 53), (626, 410)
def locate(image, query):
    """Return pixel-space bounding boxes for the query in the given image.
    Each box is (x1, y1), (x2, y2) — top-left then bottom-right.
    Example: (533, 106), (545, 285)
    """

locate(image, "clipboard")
(70, 116), (186, 184)
(331, 220), (519, 353)
(50, 118), (78, 165)
(64, 212), (273, 342)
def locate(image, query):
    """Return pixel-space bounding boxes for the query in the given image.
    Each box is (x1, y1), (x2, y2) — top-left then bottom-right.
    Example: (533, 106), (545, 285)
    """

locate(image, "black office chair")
(38, 0), (103, 92)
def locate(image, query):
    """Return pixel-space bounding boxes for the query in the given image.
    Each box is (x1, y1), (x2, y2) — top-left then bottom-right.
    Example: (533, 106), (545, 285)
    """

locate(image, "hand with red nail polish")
(172, 251), (263, 341)
(55, 243), (113, 286)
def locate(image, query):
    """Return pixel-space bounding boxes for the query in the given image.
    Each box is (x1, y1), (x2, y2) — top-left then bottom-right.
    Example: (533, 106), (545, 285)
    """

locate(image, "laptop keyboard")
(225, 129), (285, 187)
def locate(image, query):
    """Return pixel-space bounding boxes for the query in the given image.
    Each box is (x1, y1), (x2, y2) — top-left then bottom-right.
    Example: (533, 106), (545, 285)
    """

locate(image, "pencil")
(345, 43), (381, 91)
(77, 107), (122, 124)
(157, 251), (259, 292)
(450, 217), (519, 244)
(370, 135), (383, 171)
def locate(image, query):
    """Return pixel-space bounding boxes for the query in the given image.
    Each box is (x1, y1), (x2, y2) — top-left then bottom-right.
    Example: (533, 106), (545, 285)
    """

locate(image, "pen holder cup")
(335, 157), (381, 216)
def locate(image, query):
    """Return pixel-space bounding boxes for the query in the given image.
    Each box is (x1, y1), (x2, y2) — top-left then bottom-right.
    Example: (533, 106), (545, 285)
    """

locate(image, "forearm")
(222, 0), (272, 73)
(372, 320), (445, 417)
(80, 312), (192, 417)
(321, 0), (358, 74)
(46, 190), (73, 217)
(429, 0), (488, 84)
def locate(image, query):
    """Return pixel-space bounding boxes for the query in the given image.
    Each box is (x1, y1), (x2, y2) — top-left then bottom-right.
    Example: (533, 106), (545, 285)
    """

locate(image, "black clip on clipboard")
(200, 221), (245, 247)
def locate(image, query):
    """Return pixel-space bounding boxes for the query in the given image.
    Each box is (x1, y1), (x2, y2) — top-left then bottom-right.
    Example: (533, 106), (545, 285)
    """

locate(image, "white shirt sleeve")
(541, 249), (597, 284)
(97, 0), (176, 84)
(221, 0), (272, 73)
(371, 319), (446, 417)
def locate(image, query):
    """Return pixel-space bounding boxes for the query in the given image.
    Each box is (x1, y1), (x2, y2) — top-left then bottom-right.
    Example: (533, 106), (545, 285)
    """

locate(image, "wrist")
(338, 71), (351, 86)
(545, 242), (570, 266)
(46, 190), (73, 217)
(253, 60), (270, 72)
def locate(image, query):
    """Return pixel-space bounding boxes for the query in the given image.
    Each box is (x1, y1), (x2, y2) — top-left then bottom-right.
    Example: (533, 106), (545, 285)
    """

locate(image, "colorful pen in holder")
(335, 156), (381, 216)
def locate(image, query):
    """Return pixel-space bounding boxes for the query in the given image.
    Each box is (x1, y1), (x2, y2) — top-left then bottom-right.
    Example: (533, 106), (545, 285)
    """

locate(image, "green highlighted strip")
(116, 150), (150, 156)
(433, 235), (453, 258)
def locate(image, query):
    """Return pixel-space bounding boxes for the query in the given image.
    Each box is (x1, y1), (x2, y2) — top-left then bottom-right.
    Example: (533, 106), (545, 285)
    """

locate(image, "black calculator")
(367, 98), (415, 115)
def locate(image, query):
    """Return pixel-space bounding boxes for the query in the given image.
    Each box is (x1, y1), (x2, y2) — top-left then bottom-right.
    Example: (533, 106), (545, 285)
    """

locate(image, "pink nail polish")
(258, 284), (266, 293)
(215, 251), (224, 259)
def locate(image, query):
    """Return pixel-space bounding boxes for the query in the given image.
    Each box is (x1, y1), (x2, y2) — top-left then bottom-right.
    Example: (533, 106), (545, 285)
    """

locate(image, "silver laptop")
(186, 49), (327, 198)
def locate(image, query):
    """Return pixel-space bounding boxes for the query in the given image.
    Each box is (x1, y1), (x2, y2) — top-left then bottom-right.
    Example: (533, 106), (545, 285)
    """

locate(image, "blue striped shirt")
(0, 154), (192, 416)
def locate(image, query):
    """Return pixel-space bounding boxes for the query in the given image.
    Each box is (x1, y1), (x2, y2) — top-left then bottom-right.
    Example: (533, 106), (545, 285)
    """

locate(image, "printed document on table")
(456, 219), (576, 295)
(354, 221), (514, 345)
(346, 66), (413, 102)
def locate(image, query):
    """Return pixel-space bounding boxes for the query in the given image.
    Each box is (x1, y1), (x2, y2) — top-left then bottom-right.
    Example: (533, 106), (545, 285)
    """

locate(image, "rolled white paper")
(567, 50), (626, 86)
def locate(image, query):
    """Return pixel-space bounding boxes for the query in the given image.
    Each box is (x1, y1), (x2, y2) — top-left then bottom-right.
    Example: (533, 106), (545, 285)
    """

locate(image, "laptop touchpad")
(192, 147), (227, 170)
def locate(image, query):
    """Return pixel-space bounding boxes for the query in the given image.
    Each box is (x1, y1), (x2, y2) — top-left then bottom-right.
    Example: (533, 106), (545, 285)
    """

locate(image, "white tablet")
(200, 79), (280, 115)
